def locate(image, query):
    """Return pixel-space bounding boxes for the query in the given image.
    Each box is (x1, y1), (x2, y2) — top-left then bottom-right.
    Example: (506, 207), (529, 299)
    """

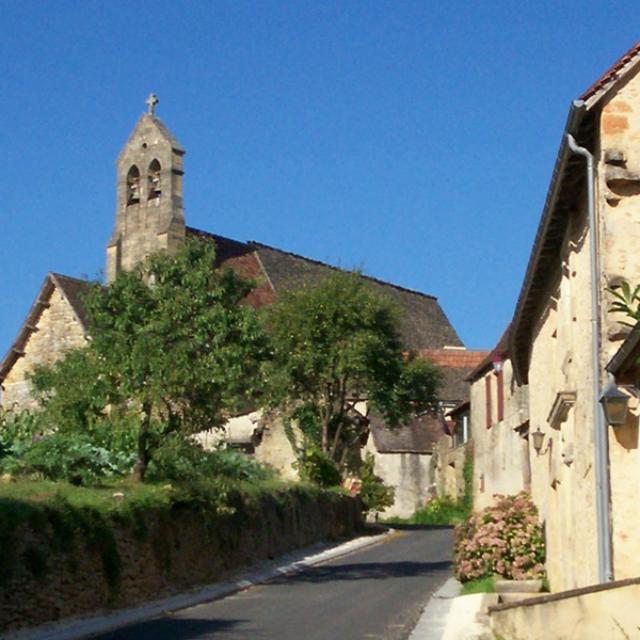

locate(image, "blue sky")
(1, 2), (639, 358)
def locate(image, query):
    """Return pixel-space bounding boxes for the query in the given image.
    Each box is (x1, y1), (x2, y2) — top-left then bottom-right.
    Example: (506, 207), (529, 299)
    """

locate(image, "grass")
(383, 495), (470, 526)
(0, 478), (175, 515)
(460, 575), (496, 595)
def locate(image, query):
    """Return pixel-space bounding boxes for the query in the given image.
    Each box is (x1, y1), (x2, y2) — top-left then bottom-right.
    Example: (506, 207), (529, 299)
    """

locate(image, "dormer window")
(148, 159), (161, 201)
(126, 165), (141, 205)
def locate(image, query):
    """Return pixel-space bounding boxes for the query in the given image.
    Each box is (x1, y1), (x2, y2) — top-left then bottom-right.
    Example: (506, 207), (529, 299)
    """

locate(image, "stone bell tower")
(106, 94), (186, 282)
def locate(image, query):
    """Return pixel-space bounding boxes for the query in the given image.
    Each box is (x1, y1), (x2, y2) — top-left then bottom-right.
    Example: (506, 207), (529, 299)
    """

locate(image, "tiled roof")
(418, 348), (489, 405)
(580, 41), (640, 104)
(467, 326), (510, 382)
(419, 349), (489, 369)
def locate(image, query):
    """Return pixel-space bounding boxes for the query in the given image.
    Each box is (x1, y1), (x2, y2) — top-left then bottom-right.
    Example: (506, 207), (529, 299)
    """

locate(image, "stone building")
(364, 347), (487, 518)
(466, 326), (530, 510)
(0, 98), (472, 514)
(507, 41), (640, 591)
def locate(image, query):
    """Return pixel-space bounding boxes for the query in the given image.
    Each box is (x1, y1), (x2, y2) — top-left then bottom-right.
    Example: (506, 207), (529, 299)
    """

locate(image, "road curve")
(90, 526), (453, 640)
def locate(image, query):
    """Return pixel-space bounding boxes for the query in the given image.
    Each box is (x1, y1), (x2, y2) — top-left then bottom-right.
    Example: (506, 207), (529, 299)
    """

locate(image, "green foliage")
(357, 453), (394, 513)
(30, 238), (269, 479)
(454, 492), (545, 582)
(0, 410), (45, 462)
(460, 575), (496, 595)
(6, 432), (136, 486)
(413, 495), (469, 525)
(262, 271), (441, 470)
(146, 436), (274, 483)
(607, 280), (640, 326)
(296, 447), (342, 487)
(0, 476), (346, 590)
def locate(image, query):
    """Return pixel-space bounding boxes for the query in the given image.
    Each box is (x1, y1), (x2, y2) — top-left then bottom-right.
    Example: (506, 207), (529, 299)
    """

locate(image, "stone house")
(507, 41), (640, 591)
(363, 347), (487, 518)
(0, 99), (471, 515)
(466, 326), (530, 510)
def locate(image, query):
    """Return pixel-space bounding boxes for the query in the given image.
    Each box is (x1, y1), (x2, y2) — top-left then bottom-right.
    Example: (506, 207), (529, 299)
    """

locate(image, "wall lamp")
(599, 380), (631, 427)
(531, 427), (551, 456)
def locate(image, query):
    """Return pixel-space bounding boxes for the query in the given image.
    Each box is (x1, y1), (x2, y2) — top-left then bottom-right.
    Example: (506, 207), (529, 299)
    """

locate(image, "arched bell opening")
(126, 165), (141, 205)
(148, 159), (162, 201)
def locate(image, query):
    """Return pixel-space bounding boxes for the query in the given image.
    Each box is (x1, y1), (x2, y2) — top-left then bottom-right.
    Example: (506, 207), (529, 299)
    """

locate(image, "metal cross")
(146, 93), (159, 115)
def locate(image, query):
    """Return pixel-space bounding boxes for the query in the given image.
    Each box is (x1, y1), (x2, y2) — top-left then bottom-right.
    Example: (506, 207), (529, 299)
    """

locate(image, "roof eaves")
(606, 325), (640, 376)
(249, 241), (438, 301)
(0, 275), (55, 383)
(509, 101), (591, 385)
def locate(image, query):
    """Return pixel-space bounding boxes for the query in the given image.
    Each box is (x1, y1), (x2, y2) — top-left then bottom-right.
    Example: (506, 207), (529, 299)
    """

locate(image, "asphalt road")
(90, 526), (453, 640)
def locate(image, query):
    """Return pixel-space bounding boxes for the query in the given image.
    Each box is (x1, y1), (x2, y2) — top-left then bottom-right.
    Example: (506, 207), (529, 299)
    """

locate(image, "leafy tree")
(31, 238), (269, 479)
(262, 271), (441, 473)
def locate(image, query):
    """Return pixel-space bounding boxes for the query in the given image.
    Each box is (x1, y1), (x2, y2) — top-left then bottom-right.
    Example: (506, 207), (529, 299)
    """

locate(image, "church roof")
(0, 273), (91, 383)
(252, 241), (463, 351)
(186, 226), (462, 351)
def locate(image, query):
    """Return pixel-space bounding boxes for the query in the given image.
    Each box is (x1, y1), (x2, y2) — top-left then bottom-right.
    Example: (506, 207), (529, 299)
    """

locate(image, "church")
(0, 97), (483, 514)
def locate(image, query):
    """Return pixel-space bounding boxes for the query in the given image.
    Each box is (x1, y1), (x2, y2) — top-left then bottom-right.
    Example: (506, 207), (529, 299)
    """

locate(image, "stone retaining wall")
(0, 490), (363, 632)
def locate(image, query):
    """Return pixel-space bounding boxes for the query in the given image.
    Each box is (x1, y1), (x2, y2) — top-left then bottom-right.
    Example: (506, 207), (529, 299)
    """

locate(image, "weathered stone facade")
(1, 278), (87, 410)
(106, 113), (186, 282)
(508, 44), (640, 591)
(469, 352), (530, 510)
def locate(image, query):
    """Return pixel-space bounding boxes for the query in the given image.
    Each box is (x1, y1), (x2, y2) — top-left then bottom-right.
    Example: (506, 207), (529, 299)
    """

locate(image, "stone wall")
(430, 435), (468, 501)
(363, 437), (432, 519)
(490, 577), (640, 640)
(0, 490), (363, 633)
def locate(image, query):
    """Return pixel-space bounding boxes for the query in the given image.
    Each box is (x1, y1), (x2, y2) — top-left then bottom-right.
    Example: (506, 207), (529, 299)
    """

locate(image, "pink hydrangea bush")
(454, 492), (545, 582)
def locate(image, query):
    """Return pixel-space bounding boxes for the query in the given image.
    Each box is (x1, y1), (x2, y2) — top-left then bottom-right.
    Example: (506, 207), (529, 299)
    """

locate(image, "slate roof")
(369, 411), (446, 454)
(249, 242), (463, 351)
(0, 273), (92, 383)
(187, 227), (462, 352)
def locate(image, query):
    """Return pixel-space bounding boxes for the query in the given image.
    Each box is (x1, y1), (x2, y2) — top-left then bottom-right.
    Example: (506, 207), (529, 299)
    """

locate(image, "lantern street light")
(599, 380), (630, 427)
(531, 426), (551, 456)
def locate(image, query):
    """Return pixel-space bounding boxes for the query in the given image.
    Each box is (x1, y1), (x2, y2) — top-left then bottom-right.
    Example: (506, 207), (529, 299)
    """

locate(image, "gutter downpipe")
(566, 126), (614, 584)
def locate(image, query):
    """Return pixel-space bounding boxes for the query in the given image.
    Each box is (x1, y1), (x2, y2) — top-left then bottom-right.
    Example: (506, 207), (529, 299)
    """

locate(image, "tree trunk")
(134, 402), (152, 481)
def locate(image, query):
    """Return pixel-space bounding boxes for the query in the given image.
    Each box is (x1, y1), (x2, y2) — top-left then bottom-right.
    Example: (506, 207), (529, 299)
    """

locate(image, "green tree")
(31, 238), (269, 479)
(262, 271), (441, 473)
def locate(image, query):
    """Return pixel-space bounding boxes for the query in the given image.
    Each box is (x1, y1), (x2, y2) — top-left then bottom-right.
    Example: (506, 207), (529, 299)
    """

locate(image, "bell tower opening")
(147, 159), (162, 201)
(106, 94), (186, 283)
(126, 165), (141, 205)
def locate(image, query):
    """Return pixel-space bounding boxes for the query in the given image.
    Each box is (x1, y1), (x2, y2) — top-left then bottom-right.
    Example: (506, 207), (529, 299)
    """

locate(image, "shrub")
(413, 495), (469, 525)
(146, 436), (274, 483)
(454, 492), (545, 582)
(357, 453), (394, 513)
(296, 447), (342, 487)
(2, 432), (136, 486)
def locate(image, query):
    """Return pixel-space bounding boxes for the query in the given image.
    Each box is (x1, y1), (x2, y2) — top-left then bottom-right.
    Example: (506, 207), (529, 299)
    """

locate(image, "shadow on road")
(91, 616), (248, 640)
(269, 559), (452, 585)
(386, 524), (455, 531)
